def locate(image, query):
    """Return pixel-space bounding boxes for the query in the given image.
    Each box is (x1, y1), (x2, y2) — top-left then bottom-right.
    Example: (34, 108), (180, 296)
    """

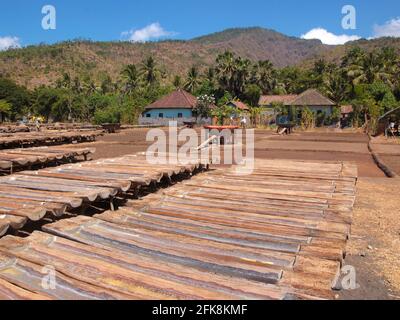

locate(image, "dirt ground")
(370, 136), (400, 176)
(380, 155), (400, 175)
(342, 178), (400, 300)
(77, 128), (398, 299)
(82, 129), (384, 178)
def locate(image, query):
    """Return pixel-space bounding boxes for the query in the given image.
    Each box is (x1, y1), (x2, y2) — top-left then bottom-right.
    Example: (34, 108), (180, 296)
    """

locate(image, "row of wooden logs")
(0, 158), (357, 300)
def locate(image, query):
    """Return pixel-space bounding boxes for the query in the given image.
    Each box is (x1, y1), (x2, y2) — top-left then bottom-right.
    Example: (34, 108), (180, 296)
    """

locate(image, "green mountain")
(0, 27), (399, 89)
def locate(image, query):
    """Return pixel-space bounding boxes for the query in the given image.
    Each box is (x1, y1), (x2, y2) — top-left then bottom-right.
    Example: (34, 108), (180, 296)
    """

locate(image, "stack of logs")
(0, 130), (103, 149)
(0, 158), (357, 300)
(0, 153), (207, 237)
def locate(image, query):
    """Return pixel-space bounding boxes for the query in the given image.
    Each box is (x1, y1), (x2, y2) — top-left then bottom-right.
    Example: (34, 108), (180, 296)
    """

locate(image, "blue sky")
(1, 0), (400, 49)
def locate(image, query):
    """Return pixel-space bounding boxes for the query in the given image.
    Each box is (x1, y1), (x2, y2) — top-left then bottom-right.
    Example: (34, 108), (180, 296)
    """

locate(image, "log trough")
(0, 159), (358, 300)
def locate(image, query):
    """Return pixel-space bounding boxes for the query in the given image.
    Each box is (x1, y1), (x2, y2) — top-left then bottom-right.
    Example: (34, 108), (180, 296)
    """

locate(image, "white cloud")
(301, 28), (361, 45)
(372, 18), (400, 38)
(121, 22), (176, 43)
(0, 36), (21, 51)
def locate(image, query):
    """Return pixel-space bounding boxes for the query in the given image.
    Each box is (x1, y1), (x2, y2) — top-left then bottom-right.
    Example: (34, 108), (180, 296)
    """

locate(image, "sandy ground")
(80, 129), (384, 178)
(341, 178), (400, 300)
(370, 136), (400, 176)
(255, 138), (369, 153)
(79, 129), (384, 177)
(380, 155), (400, 175)
(76, 128), (398, 299)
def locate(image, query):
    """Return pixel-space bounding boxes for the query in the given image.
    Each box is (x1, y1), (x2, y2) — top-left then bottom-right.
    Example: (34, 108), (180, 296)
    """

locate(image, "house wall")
(306, 106), (333, 116)
(261, 106), (333, 114)
(260, 105), (334, 126)
(260, 107), (276, 116)
(138, 116), (211, 126)
(142, 108), (193, 119)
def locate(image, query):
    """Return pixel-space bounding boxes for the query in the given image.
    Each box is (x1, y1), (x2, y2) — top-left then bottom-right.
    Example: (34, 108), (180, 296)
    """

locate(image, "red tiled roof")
(145, 89), (197, 110)
(258, 95), (298, 106)
(228, 101), (250, 111)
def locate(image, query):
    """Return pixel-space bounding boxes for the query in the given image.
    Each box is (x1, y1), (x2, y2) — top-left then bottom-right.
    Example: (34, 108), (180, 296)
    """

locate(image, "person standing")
(386, 120), (396, 137)
(240, 116), (247, 129)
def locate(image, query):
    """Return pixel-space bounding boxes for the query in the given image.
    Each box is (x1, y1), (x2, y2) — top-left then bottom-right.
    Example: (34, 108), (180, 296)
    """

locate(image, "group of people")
(228, 115), (248, 128)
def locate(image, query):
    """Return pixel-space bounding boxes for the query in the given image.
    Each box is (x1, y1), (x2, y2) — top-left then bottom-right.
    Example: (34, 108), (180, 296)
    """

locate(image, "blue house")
(140, 89), (198, 125)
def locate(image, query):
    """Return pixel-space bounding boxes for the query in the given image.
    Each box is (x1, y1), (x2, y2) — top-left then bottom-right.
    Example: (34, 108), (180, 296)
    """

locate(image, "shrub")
(93, 106), (121, 124)
(0, 99), (12, 122)
(194, 94), (215, 119)
(300, 107), (314, 130)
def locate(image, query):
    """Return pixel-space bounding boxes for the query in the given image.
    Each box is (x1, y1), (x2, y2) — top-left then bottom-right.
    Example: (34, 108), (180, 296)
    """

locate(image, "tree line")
(0, 46), (399, 128)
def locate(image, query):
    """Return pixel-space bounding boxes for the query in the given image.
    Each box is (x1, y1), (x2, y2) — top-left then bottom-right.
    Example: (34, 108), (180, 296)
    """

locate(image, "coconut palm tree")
(342, 47), (366, 94)
(378, 47), (398, 88)
(205, 67), (215, 83)
(72, 76), (83, 94)
(344, 50), (392, 87)
(140, 56), (158, 86)
(56, 73), (72, 89)
(100, 75), (114, 94)
(121, 64), (139, 95)
(84, 79), (98, 95)
(184, 66), (200, 93)
(173, 75), (182, 89)
(323, 70), (348, 104)
(277, 66), (303, 94)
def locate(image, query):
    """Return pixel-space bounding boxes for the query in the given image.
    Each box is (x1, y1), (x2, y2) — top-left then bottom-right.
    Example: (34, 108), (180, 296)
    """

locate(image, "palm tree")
(277, 66), (303, 94)
(363, 52), (384, 84)
(345, 50), (391, 87)
(205, 67), (215, 83)
(311, 59), (337, 89)
(173, 75), (182, 89)
(140, 56), (158, 86)
(121, 64), (139, 95)
(342, 47), (366, 94)
(84, 79), (98, 95)
(100, 75), (114, 94)
(57, 73), (72, 89)
(184, 66), (200, 93)
(313, 58), (328, 74)
(233, 57), (251, 96)
(215, 51), (253, 96)
(252, 60), (275, 94)
(323, 70), (348, 104)
(72, 76), (83, 94)
(215, 51), (237, 94)
(378, 47), (398, 88)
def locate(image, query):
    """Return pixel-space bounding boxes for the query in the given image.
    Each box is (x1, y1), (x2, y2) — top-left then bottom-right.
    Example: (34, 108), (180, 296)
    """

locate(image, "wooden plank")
(0, 146), (95, 173)
(0, 233), (290, 300)
(0, 278), (50, 300)
(0, 158), (357, 300)
(0, 152), (207, 234)
(0, 130), (102, 149)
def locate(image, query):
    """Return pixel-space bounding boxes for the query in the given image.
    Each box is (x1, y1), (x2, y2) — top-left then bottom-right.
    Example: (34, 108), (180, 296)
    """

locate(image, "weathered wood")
(0, 233), (291, 300)
(0, 277), (50, 300)
(0, 152), (207, 234)
(0, 146), (95, 173)
(0, 130), (102, 149)
(0, 158), (357, 300)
